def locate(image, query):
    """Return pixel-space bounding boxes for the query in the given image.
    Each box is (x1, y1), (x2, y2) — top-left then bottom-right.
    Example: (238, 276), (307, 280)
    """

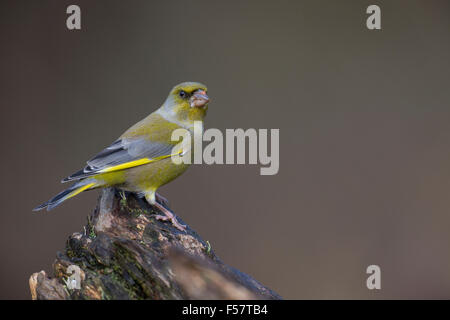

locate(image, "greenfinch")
(33, 82), (210, 231)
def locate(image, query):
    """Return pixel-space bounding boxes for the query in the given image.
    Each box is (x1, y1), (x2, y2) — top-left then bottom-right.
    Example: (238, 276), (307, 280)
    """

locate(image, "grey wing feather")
(62, 138), (174, 182)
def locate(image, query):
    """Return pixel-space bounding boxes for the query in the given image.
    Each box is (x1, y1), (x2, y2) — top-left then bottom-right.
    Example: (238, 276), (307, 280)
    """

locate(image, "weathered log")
(29, 188), (281, 300)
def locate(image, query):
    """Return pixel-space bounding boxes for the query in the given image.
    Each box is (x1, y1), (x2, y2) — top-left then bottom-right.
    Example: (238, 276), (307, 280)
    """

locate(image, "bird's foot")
(154, 214), (186, 232)
(155, 192), (170, 208)
(152, 201), (186, 232)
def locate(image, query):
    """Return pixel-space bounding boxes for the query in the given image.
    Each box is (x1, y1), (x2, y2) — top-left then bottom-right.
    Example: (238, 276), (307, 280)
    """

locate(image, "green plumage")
(34, 82), (209, 211)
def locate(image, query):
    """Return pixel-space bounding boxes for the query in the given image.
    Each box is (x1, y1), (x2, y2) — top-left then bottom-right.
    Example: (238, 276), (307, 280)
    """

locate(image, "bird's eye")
(179, 90), (187, 98)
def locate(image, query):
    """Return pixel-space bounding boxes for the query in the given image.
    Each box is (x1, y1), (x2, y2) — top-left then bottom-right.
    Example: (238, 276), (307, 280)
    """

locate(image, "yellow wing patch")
(98, 153), (181, 174)
(65, 183), (96, 201)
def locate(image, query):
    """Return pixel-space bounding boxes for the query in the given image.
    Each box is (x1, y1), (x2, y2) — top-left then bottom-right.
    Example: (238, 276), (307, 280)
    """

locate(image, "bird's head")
(161, 82), (209, 123)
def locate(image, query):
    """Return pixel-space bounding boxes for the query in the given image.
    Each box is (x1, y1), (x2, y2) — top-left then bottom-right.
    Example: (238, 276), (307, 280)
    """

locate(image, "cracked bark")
(29, 188), (282, 300)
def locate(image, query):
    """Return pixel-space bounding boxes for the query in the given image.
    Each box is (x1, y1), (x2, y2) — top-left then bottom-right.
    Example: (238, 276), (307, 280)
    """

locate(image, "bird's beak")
(190, 90), (210, 108)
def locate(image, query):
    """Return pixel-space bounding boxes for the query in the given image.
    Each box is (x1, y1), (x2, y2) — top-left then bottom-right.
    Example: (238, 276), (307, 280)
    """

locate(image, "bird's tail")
(33, 181), (96, 211)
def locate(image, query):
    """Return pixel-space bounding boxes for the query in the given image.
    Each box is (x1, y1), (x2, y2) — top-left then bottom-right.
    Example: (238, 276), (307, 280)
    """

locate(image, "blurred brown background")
(1, 0), (450, 299)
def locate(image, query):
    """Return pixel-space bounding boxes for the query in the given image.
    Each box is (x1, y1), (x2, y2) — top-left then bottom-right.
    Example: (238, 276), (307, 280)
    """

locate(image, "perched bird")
(33, 82), (210, 231)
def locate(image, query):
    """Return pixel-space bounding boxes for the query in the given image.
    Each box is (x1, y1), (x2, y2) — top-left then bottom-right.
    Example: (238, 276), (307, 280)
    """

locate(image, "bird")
(33, 82), (210, 231)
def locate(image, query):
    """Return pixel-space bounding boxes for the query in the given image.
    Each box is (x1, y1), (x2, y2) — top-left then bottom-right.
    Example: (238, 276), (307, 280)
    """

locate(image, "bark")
(29, 188), (282, 300)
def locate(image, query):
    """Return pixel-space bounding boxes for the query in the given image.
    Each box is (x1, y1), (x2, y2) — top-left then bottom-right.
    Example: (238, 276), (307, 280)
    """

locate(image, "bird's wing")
(62, 137), (179, 182)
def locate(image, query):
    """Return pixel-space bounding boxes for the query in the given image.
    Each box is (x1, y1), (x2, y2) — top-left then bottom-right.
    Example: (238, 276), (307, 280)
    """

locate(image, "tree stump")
(29, 188), (282, 300)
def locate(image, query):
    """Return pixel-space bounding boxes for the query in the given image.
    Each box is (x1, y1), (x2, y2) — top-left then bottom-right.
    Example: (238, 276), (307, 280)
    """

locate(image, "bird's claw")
(154, 214), (169, 221)
(154, 214), (186, 231)
(149, 195), (186, 232)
